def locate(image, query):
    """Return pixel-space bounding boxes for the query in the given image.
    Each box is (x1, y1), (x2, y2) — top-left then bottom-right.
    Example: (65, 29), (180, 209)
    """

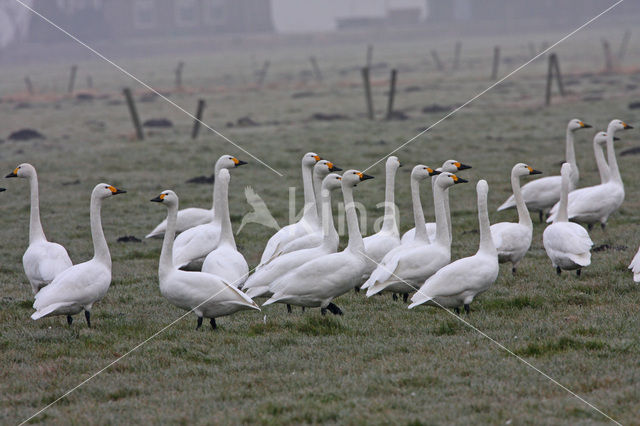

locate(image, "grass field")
(1, 24), (640, 424)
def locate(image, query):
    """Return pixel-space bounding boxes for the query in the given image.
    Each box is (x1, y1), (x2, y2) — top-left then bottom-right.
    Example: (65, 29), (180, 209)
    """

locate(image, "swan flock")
(3, 118), (636, 329)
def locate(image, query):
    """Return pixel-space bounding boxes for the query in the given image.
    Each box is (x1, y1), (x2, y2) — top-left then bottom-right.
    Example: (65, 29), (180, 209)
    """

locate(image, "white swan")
(31, 184), (126, 327)
(201, 169), (249, 288)
(400, 159), (471, 245)
(243, 173), (343, 299)
(490, 163), (541, 274)
(145, 155), (246, 238)
(263, 170), (374, 314)
(361, 156), (402, 281)
(497, 119), (591, 222)
(263, 159), (341, 260)
(542, 163), (593, 276)
(172, 156), (245, 269)
(409, 180), (499, 314)
(151, 190), (259, 330)
(259, 152), (322, 264)
(6, 163), (72, 294)
(630, 247), (640, 282)
(364, 172), (468, 297)
(546, 120), (632, 228)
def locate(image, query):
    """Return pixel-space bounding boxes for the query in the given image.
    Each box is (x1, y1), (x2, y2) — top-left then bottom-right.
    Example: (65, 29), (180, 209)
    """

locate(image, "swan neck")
(215, 176), (235, 248)
(90, 193), (110, 265)
(210, 161), (223, 210)
(301, 162), (318, 223)
(594, 140), (610, 184)
(27, 172), (46, 244)
(605, 126), (622, 183)
(321, 187), (335, 241)
(381, 165), (397, 232)
(565, 128), (579, 184)
(444, 188), (452, 245)
(160, 203), (178, 274)
(343, 186), (364, 252)
(556, 169), (570, 223)
(478, 188), (495, 254)
(433, 182), (448, 246)
(313, 171), (323, 218)
(512, 172), (532, 228)
(411, 177), (428, 241)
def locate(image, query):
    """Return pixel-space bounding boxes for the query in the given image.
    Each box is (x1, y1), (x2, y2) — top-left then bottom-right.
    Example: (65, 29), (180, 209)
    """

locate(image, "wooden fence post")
(366, 44), (373, 68)
(552, 54), (565, 97)
(175, 61), (184, 90)
(545, 55), (554, 106)
(491, 46), (500, 80)
(361, 67), (374, 120)
(257, 60), (270, 88)
(602, 39), (614, 72)
(24, 76), (34, 95)
(386, 69), (397, 120)
(123, 88), (144, 140)
(617, 30), (631, 65)
(67, 65), (77, 94)
(431, 50), (444, 71)
(191, 99), (206, 140)
(309, 56), (323, 82)
(453, 41), (461, 71)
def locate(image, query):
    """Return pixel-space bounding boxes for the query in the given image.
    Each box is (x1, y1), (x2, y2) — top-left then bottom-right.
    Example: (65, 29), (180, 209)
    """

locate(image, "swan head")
(593, 131), (616, 146)
(386, 156), (402, 171)
(302, 152), (322, 167)
(436, 172), (468, 188)
(560, 162), (572, 178)
(216, 155), (247, 171)
(93, 183), (126, 199)
(314, 160), (342, 179)
(321, 173), (343, 192)
(607, 119), (633, 133)
(512, 163), (542, 177)
(342, 170), (373, 188)
(151, 190), (178, 207)
(568, 119), (591, 131)
(5, 163), (36, 179)
(441, 159), (471, 173)
(476, 179), (489, 196)
(411, 165), (440, 181)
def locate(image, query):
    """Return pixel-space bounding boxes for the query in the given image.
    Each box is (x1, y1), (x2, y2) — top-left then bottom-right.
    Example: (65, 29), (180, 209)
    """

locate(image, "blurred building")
(28, 0), (274, 42)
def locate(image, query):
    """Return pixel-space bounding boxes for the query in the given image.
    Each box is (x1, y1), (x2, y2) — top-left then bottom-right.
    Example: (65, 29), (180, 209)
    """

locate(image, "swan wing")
(172, 223), (221, 267)
(500, 176), (561, 212)
(146, 207), (213, 238)
(543, 223), (593, 266)
(23, 241), (72, 290)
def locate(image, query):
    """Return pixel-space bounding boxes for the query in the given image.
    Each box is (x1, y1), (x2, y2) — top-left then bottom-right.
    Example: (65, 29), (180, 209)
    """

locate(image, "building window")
(134, 0), (156, 29)
(174, 0), (198, 28)
(203, 0), (226, 27)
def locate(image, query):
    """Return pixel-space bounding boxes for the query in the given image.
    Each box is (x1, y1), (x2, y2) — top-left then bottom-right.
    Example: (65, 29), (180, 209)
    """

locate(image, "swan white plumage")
(263, 170), (374, 314)
(243, 173), (343, 299)
(364, 172), (468, 296)
(259, 152), (322, 264)
(263, 160), (341, 260)
(172, 156), (245, 269)
(497, 119), (591, 221)
(546, 120), (632, 228)
(31, 184), (126, 327)
(630, 247), (640, 282)
(490, 163), (541, 274)
(361, 156), (402, 281)
(151, 190), (259, 330)
(145, 155), (246, 238)
(409, 180), (498, 313)
(6, 163), (72, 294)
(400, 159), (471, 245)
(201, 169), (249, 288)
(542, 163), (593, 275)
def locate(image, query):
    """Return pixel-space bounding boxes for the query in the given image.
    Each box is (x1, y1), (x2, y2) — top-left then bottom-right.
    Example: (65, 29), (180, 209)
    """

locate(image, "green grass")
(1, 25), (640, 424)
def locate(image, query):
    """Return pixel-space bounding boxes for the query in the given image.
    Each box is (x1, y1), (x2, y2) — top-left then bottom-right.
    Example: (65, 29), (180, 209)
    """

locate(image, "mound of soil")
(311, 113), (348, 121)
(620, 146), (640, 156)
(628, 101), (640, 109)
(592, 244), (627, 252)
(143, 118), (173, 128)
(291, 91), (316, 99)
(236, 116), (259, 127)
(8, 128), (44, 141)
(422, 104), (454, 114)
(75, 93), (94, 101)
(186, 174), (215, 184)
(117, 235), (141, 243)
(387, 111), (410, 121)
(139, 92), (159, 103)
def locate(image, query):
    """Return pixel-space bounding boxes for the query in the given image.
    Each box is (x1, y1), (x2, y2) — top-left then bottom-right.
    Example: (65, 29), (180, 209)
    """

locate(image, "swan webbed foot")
(196, 316), (203, 330)
(454, 307), (460, 315)
(556, 267), (562, 275)
(354, 287), (360, 294)
(576, 269), (581, 277)
(538, 211), (544, 223)
(67, 315), (73, 326)
(301, 306), (305, 313)
(84, 311), (91, 328)
(286, 304), (292, 314)
(210, 318), (217, 330)
(392, 293), (398, 301)
(511, 266), (517, 275)
(321, 308), (327, 316)
(402, 293), (409, 303)
(327, 303), (343, 316)
(464, 304), (470, 315)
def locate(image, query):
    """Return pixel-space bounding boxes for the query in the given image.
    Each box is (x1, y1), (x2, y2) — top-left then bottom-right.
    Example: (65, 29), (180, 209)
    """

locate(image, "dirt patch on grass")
(8, 128), (45, 141)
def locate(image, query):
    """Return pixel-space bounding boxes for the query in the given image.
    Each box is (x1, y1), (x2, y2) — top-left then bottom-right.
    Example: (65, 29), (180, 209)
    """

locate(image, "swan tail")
(31, 302), (71, 320)
(408, 294), (432, 309)
(568, 252), (591, 267)
(497, 195), (515, 211)
(363, 256), (399, 294)
(244, 286), (270, 299)
(262, 295), (280, 307)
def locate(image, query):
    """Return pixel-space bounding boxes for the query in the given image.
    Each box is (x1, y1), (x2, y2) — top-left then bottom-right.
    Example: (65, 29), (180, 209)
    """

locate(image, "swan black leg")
(286, 304), (292, 314)
(539, 211), (544, 223)
(403, 293), (409, 303)
(326, 303), (343, 315)
(84, 311), (91, 328)
(210, 318), (217, 330)
(588, 223), (593, 231)
(392, 293), (398, 301)
(576, 269), (581, 277)
(321, 308), (327, 316)
(464, 304), (470, 315)
(354, 287), (360, 294)
(512, 266), (517, 275)
(556, 266), (562, 275)
(601, 223), (606, 231)
(67, 315), (73, 326)
(196, 316), (203, 330)
(302, 307), (306, 313)
(454, 307), (460, 315)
